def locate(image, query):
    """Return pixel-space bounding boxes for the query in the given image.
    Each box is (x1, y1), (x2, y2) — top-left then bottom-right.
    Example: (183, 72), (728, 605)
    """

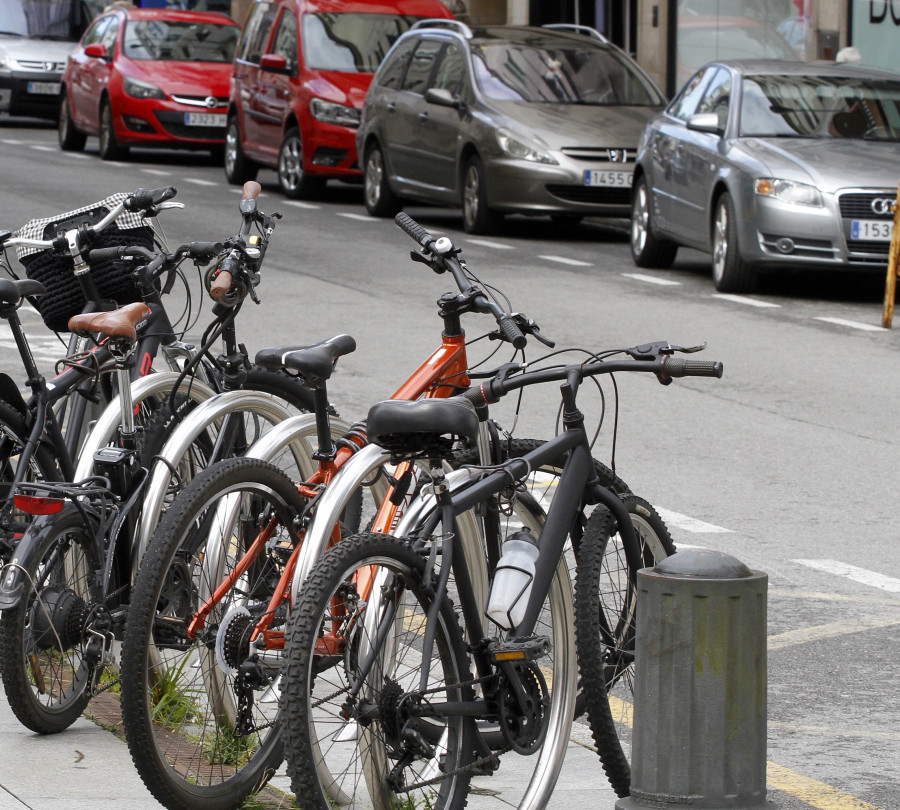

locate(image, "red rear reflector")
(13, 495), (65, 515)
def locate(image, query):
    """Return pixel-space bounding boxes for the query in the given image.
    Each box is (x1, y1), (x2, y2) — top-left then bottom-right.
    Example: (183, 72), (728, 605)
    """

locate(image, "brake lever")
(511, 313), (555, 348)
(467, 361), (525, 382)
(627, 340), (707, 361)
(144, 201), (185, 217)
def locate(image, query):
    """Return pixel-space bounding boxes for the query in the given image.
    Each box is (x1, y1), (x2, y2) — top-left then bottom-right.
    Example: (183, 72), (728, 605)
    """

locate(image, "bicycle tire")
(119, 457), (308, 810)
(0, 398), (62, 562)
(574, 494), (675, 797)
(282, 531), (474, 810)
(0, 507), (103, 734)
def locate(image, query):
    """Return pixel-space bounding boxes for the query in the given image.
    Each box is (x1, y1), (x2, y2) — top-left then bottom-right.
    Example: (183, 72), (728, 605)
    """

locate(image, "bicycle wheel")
(0, 399), (61, 563)
(282, 531), (473, 810)
(574, 494), (675, 797)
(119, 458), (308, 810)
(0, 507), (103, 734)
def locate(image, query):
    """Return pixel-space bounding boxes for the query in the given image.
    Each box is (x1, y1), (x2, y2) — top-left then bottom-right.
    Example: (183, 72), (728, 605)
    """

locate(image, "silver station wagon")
(357, 21), (666, 233)
(631, 59), (900, 292)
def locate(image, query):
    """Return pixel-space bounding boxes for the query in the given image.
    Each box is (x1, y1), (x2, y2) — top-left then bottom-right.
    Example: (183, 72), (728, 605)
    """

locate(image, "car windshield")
(123, 19), (238, 62)
(302, 12), (427, 73)
(471, 40), (663, 105)
(739, 74), (900, 141)
(0, 0), (89, 40)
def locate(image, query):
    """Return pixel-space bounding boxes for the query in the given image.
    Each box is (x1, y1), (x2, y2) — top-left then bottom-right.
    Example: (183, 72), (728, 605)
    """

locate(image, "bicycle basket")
(13, 193), (157, 332)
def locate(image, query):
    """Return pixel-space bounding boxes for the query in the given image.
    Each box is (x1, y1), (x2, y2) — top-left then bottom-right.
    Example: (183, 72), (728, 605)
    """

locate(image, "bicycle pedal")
(489, 635), (551, 663)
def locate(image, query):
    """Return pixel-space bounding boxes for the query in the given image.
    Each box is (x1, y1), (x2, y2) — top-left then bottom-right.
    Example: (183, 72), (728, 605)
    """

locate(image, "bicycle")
(114, 213), (638, 810)
(278, 296), (722, 807)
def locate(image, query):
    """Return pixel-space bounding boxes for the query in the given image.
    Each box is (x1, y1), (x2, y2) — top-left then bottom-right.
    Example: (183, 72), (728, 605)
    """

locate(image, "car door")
(233, 1), (279, 158)
(250, 6), (297, 161)
(413, 40), (469, 198)
(67, 13), (112, 132)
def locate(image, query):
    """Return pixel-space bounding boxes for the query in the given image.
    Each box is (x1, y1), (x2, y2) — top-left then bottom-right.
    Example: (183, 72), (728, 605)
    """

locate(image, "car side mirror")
(425, 87), (461, 109)
(260, 53), (292, 74)
(84, 43), (109, 60)
(687, 112), (724, 136)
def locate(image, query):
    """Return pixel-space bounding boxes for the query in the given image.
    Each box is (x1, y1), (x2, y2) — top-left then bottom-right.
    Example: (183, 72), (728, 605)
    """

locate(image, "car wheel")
(58, 94), (86, 152)
(98, 100), (127, 161)
(712, 192), (757, 293)
(223, 116), (258, 184)
(363, 142), (401, 217)
(630, 176), (677, 268)
(462, 154), (501, 234)
(278, 128), (324, 200)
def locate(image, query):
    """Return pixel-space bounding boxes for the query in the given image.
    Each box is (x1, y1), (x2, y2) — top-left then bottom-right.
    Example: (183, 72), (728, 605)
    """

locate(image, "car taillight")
(13, 495), (65, 515)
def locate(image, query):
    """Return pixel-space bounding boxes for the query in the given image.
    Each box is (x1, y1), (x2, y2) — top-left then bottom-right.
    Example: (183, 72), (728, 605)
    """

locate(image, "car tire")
(224, 115), (258, 184)
(363, 142), (401, 217)
(58, 94), (86, 152)
(98, 100), (127, 161)
(712, 191), (757, 293)
(630, 175), (677, 268)
(278, 128), (324, 200)
(462, 154), (501, 234)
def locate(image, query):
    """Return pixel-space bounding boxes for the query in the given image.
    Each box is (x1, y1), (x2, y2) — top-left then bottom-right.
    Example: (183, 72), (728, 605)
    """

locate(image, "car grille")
(154, 111), (224, 140)
(546, 185), (632, 206)
(837, 190), (896, 261)
(170, 95), (229, 108)
(14, 59), (65, 73)
(560, 146), (636, 163)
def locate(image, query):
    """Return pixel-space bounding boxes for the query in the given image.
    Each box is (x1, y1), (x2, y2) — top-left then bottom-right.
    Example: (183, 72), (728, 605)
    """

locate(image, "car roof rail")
(410, 18), (473, 38)
(542, 23), (609, 43)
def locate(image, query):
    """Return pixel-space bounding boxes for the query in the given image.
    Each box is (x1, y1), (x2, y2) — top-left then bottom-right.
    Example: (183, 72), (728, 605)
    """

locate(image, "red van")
(225, 0), (453, 198)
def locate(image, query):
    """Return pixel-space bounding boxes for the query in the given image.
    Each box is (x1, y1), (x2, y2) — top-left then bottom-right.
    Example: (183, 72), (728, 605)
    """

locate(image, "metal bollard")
(615, 549), (770, 810)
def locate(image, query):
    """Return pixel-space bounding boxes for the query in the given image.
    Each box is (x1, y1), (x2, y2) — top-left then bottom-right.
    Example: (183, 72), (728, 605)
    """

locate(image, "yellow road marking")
(766, 762), (883, 810)
(767, 613), (900, 652)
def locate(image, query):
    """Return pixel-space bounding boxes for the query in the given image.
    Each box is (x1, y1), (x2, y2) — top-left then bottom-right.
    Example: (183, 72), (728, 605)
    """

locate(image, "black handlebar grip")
(663, 358), (724, 378)
(125, 186), (177, 212)
(498, 315), (527, 350)
(86, 246), (129, 263)
(188, 241), (225, 262)
(394, 212), (435, 249)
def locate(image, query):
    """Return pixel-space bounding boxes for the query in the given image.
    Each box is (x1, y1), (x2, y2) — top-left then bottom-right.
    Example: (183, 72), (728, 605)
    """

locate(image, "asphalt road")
(1, 116), (899, 810)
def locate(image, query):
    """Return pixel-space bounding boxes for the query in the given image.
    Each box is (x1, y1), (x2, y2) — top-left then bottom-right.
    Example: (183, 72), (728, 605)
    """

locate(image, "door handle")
(418, 113), (428, 122)
(387, 103), (396, 113)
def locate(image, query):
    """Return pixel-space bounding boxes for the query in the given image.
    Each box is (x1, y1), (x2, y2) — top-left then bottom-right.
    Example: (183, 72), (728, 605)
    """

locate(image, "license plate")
(184, 112), (226, 127)
(27, 82), (60, 95)
(851, 219), (893, 241)
(584, 170), (632, 187)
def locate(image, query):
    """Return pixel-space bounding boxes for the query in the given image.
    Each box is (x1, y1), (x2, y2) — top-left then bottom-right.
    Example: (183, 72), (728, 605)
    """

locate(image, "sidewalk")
(0, 693), (618, 809)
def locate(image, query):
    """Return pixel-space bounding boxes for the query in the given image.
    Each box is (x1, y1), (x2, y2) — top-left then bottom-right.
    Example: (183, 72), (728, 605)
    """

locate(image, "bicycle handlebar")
(394, 212), (528, 349)
(124, 186), (177, 213)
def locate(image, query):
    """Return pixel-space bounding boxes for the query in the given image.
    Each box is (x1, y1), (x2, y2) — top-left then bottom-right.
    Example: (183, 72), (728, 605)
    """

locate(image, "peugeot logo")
(44, 61), (56, 71)
(205, 96), (218, 109)
(608, 149), (626, 163)
(871, 197), (896, 215)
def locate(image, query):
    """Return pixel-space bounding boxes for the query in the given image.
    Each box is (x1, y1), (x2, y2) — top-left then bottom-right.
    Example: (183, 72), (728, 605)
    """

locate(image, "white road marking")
(282, 200), (321, 210)
(337, 212), (376, 222)
(466, 238), (513, 250)
(30, 145), (55, 152)
(141, 168), (171, 176)
(184, 178), (217, 186)
(2, 139), (24, 145)
(0, 336), (62, 364)
(794, 559), (900, 593)
(539, 255), (591, 267)
(63, 152), (91, 160)
(712, 293), (781, 308)
(814, 317), (886, 332)
(622, 272), (680, 286)
(654, 506), (733, 533)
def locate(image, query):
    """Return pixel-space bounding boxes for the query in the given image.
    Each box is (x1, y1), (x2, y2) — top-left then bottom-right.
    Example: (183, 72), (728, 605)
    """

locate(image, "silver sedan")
(630, 59), (900, 292)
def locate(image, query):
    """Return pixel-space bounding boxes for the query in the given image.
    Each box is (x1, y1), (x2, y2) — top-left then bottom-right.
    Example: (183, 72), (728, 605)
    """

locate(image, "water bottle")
(486, 529), (540, 630)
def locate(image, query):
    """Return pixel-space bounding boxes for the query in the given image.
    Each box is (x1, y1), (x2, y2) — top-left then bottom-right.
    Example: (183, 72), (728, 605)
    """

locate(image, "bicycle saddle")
(255, 334), (356, 383)
(366, 397), (479, 457)
(0, 278), (45, 307)
(68, 301), (151, 340)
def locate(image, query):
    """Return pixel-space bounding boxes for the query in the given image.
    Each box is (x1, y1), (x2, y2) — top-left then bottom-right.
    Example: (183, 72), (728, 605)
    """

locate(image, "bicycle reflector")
(13, 494), (65, 515)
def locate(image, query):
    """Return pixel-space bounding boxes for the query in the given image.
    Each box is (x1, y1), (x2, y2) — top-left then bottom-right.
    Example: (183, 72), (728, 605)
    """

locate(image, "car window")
(237, 1), (278, 63)
(122, 19), (238, 62)
(668, 66), (716, 121)
(302, 12), (429, 73)
(98, 14), (118, 55)
(402, 38), (442, 94)
(269, 9), (297, 71)
(80, 13), (110, 46)
(470, 40), (662, 105)
(696, 68), (731, 128)
(431, 41), (466, 97)
(375, 36), (418, 90)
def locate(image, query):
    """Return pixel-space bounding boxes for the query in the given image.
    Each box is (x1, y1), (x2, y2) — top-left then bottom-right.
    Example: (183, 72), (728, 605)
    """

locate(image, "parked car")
(356, 22), (665, 233)
(630, 59), (900, 292)
(58, 6), (240, 159)
(224, 0), (454, 198)
(0, 0), (96, 120)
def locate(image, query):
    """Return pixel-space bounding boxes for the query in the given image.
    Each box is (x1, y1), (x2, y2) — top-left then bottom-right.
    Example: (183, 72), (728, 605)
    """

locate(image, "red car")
(58, 7), (240, 159)
(225, 0), (454, 198)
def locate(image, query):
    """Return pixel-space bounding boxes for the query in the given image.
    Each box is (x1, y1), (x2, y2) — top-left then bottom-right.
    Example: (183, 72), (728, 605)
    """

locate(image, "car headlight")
(310, 98), (361, 128)
(755, 178), (822, 207)
(496, 127), (557, 164)
(123, 77), (166, 101)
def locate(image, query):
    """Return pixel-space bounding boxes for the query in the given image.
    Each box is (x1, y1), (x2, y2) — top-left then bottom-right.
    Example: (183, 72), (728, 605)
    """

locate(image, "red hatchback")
(59, 7), (240, 160)
(224, 0), (453, 198)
